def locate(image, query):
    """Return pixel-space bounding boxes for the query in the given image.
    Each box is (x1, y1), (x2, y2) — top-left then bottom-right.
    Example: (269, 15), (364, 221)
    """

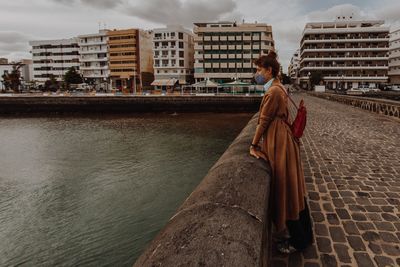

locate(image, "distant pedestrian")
(249, 51), (313, 254)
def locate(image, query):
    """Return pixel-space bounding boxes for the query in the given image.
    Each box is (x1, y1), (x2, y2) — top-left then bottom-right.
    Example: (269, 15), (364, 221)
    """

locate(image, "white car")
(346, 88), (364, 95)
(391, 85), (400, 91)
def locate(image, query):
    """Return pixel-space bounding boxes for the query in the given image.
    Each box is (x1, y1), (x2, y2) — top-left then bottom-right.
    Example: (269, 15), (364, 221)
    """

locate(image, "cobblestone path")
(271, 93), (400, 267)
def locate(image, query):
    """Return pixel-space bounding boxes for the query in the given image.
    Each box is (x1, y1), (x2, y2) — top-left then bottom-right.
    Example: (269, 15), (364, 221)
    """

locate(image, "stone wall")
(133, 113), (272, 267)
(0, 96), (262, 114)
(308, 93), (400, 120)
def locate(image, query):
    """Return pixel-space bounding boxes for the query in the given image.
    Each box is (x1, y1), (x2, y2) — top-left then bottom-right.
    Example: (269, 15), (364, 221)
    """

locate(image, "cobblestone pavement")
(271, 93), (400, 267)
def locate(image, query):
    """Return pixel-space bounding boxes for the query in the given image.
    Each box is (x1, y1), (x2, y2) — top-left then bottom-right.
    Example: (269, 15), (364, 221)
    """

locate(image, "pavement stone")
(270, 93), (400, 266)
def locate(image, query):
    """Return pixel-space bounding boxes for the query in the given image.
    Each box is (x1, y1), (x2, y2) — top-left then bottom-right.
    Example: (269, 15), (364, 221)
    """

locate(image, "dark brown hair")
(254, 51), (280, 78)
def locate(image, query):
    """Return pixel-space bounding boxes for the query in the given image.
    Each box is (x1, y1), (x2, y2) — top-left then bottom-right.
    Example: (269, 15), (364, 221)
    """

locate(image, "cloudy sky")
(0, 0), (399, 71)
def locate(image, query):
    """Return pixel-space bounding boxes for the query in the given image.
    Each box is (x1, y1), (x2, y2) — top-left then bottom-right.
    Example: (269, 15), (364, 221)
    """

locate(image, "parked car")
(369, 88), (381, 92)
(346, 88), (364, 95)
(391, 85), (400, 91)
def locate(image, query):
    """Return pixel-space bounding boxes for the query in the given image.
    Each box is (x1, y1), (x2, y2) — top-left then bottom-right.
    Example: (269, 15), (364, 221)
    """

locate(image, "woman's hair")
(254, 51), (280, 78)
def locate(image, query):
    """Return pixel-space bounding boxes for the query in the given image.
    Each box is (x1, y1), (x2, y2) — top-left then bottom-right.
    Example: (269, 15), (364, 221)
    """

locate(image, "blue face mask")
(254, 73), (266, 85)
(263, 78), (274, 92)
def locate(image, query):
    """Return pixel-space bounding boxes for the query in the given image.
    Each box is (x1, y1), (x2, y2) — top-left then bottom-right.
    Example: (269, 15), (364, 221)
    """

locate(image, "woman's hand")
(249, 146), (268, 161)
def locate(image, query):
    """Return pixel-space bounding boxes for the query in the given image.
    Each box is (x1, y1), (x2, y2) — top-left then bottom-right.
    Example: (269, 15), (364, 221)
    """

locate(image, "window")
(179, 51), (184, 58)
(179, 42), (184, 49)
(179, 33), (184, 39)
(180, 60), (184, 67)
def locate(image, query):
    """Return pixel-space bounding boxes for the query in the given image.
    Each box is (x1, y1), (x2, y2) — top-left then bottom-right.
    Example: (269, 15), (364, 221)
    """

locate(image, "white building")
(288, 49), (300, 85)
(299, 17), (390, 90)
(193, 22), (275, 84)
(151, 25), (194, 89)
(389, 28), (400, 84)
(78, 30), (109, 89)
(30, 38), (80, 84)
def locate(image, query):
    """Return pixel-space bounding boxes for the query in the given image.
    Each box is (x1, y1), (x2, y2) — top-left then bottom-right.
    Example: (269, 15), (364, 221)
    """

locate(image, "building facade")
(193, 22), (275, 83)
(288, 49), (300, 85)
(78, 30), (109, 90)
(389, 28), (400, 84)
(30, 38), (80, 84)
(107, 29), (153, 92)
(299, 17), (390, 90)
(152, 25), (194, 89)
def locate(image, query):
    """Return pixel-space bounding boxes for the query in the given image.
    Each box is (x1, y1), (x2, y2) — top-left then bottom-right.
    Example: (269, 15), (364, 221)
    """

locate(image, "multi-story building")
(288, 49), (300, 84)
(193, 22), (275, 84)
(29, 38), (80, 84)
(299, 17), (390, 90)
(389, 28), (400, 84)
(152, 25), (194, 89)
(107, 29), (153, 92)
(0, 58), (8, 64)
(78, 30), (109, 90)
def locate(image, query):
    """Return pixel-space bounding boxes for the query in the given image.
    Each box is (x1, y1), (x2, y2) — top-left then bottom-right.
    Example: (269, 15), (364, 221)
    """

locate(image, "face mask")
(263, 78), (274, 92)
(254, 73), (266, 85)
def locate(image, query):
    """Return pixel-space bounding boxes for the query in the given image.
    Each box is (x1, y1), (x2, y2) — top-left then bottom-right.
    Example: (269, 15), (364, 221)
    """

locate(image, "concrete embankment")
(133, 113), (272, 267)
(0, 96), (262, 114)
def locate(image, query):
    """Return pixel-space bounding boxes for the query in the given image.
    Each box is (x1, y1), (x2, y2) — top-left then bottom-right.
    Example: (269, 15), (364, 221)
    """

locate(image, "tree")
(281, 73), (291, 85)
(2, 64), (22, 93)
(309, 71), (323, 88)
(44, 75), (59, 92)
(63, 67), (83, 89)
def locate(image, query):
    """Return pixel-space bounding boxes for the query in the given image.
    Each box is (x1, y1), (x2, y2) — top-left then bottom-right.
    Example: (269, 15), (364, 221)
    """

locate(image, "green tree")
(309, 71), (323, 88)
(281, 73), (291, 85)
(44, 75), (59, 92)
(2, 65), (22, 93)
(63, 67), (83, 89)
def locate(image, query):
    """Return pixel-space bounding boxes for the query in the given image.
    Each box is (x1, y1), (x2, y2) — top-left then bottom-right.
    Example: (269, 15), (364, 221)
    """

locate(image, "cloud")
(0, 31), (35, 61)
(307, 4), (368, 21)
(122, 0), (240, 28)
(51, 0), (122, 8)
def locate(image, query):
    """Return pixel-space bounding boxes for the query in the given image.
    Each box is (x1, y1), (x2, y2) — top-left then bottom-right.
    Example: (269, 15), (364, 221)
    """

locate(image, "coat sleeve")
(258, 87), (280, 132)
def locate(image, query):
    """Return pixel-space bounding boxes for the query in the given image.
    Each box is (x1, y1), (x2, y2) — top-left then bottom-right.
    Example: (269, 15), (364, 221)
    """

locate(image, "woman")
(249, 51), (313, 253)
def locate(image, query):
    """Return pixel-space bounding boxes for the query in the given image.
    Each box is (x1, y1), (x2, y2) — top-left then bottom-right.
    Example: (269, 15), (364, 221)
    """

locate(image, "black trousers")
(286, 199), (314, 250)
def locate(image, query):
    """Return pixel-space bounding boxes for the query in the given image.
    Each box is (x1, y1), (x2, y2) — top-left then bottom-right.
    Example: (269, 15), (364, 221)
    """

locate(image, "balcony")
(300, 65), (389, 71)
(301, 56), (388, 62)
(301, 47), (389, 55)
(301, 37), (390, 46)
(80, 49), (107, 55)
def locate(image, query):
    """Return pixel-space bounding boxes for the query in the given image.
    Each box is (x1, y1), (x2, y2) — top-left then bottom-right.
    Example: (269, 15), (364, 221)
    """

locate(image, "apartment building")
(107, 29), (153, 92)
(78, 30), (109, 89)
(288, 49), (300, 84)
(299, 17), (390, 90)
(193, 22), (275, 84)
(152, 25), (194, 89)
(30, 38), (80, 84)
(389, 28), (400, 84)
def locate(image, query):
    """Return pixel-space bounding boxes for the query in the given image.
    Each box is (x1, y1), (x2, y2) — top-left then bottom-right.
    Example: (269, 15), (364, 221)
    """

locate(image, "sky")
(0, 0), (399, 71)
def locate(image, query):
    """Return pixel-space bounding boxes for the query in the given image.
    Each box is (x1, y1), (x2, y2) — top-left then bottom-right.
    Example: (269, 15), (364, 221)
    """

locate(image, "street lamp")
(341, 74), (345, 92)
(307, 71), (311, 91)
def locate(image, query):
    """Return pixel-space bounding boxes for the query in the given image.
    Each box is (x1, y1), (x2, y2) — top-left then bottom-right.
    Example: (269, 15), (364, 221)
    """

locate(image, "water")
(0, 113), (253, 266)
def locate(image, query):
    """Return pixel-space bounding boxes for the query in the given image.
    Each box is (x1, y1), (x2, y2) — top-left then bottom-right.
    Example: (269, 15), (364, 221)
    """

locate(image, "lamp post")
(307, 71), (311, 91)
(341, 74), (345, 92)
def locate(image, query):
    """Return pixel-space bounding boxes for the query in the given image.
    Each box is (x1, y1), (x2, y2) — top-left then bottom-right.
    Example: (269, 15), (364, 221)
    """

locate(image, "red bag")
(278, 86), (307, 140)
